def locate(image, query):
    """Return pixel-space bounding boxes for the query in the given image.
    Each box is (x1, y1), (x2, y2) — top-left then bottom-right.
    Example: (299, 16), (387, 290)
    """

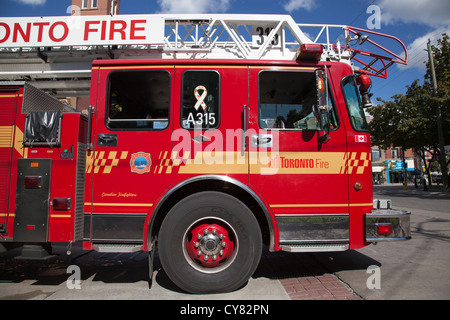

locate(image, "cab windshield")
(342, 76), (368, 131)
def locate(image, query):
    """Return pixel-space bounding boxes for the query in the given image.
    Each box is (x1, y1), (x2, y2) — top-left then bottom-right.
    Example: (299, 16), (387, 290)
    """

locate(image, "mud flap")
(148, 238), (156, 289)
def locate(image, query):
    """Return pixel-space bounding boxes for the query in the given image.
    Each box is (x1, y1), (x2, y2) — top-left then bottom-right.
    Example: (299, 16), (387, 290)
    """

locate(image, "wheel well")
(149, 178), (272, 247)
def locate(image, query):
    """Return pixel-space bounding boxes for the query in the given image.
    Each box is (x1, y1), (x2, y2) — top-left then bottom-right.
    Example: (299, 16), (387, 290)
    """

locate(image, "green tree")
(425, 34), (450, 190)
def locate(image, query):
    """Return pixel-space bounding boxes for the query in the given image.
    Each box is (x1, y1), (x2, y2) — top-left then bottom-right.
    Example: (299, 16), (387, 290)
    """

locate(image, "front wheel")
(158, 191), (262, 294)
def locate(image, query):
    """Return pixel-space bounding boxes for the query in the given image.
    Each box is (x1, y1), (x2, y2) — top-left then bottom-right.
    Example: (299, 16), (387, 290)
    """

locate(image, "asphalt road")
(0, 184), (448, 301)
(347, 184), (450, 300)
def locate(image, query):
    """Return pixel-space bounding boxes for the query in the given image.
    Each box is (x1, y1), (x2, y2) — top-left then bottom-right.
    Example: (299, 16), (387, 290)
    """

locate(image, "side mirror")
(319, 111), (330, 130)
(315, 69), (332, 139)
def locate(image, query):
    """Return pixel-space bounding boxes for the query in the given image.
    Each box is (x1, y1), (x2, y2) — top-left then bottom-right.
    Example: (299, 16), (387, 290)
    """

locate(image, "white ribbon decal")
(194, 85), (208, 110)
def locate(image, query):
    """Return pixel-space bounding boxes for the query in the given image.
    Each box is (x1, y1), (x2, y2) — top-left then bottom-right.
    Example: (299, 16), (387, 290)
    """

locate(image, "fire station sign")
(0, 15), (165, 47)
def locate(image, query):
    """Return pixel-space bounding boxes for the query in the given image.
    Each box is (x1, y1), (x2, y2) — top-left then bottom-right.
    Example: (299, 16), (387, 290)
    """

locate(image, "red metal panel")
(0, 89), (19, 233)
(328, 63), (373, 249)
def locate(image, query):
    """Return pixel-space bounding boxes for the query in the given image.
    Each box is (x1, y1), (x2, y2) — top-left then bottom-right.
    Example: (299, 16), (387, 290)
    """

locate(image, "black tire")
(158, 191), (262, 294)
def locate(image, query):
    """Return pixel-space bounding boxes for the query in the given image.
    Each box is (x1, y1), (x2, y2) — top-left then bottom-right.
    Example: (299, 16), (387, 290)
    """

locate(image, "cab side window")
(181, 70), (220, 130)
(107, 70), (171, 130)
(259, 71), (338, 130)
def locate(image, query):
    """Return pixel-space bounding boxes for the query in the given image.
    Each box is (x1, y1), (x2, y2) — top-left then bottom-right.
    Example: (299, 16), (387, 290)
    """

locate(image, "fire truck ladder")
(0, 14), (407, 97)
(298, 23), (408, 78)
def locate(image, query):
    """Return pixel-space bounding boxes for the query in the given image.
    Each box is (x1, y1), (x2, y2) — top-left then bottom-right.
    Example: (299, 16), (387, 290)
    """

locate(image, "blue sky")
(1, 0), (449, 102)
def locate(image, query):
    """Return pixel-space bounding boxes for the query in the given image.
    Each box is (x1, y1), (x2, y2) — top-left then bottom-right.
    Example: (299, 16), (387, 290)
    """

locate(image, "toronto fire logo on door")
(130, 152), (152, 174)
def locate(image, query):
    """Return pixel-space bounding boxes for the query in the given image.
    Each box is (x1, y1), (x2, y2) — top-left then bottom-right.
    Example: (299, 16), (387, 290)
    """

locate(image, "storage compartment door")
(13, 159), (51, 242)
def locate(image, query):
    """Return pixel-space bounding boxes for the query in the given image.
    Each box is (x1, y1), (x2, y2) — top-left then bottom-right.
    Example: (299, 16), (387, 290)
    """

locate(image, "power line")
(349, 0), (376, 26)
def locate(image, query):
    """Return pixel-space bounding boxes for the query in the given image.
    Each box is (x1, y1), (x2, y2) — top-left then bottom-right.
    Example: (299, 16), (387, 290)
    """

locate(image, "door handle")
(252, 134), (273, 147)
(87, 106), (95, 151)
(97, 134), (117, 147)
(241, 105), (247, 156)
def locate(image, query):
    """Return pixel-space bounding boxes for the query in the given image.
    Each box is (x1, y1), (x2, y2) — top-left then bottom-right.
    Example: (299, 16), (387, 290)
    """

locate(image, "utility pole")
(427, 39), (449, 191)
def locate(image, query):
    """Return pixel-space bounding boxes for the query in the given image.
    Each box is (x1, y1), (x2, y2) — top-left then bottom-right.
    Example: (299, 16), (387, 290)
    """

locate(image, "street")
(337, 184), (450, 300)
(0, 184), (449, 301)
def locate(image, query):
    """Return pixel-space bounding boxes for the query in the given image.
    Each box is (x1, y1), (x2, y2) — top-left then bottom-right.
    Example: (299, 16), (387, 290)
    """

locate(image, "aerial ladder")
(0, 14), (407, 97)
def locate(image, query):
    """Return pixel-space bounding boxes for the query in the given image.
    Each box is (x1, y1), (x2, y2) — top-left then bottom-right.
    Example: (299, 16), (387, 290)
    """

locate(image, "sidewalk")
(373, 183), (450, 198)
(280, 274), (359, 300)
(257, 248), (360, 300)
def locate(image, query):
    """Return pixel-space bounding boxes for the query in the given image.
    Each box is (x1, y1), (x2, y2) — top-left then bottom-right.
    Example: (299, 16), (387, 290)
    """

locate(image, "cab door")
(248, 66), (350, 246)
(88, 65), (174, 243)
(171, 65), (248, 186)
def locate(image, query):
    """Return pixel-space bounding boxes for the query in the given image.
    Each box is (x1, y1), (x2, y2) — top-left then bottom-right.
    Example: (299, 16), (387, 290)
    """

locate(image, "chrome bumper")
(365, 210), (411, 241)
(365, 200), (411, 242)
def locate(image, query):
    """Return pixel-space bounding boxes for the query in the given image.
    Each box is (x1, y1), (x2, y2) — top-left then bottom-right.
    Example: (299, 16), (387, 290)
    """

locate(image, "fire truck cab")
(0, 14), (411, 294)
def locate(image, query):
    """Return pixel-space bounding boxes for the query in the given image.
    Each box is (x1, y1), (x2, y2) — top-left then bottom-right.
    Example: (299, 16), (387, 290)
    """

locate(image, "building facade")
(67, 0), (121, 112)
(72, 0), (120, 16)
(372, 147), (419, 184)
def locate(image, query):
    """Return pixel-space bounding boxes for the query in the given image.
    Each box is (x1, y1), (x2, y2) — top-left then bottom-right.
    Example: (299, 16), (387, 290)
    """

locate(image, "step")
(280, 243), (349, 253)
(93, 243), (143, 253)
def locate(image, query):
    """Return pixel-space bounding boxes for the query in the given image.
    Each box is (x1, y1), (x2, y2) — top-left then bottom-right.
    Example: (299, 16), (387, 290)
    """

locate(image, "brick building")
(67, 0), (121, 112)
(72, 0), (120, 16)
(371, 147), (419, 184)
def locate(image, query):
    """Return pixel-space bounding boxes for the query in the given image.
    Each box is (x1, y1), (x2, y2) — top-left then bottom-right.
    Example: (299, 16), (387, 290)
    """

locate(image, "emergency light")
(357, 74), (371, 91)
(296, 44), (323, 61)
(357, 74), (373, 108)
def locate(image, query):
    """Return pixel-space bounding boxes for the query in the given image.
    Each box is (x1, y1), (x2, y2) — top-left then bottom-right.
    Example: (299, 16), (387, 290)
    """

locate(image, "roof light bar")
(296, 44), (323, 61)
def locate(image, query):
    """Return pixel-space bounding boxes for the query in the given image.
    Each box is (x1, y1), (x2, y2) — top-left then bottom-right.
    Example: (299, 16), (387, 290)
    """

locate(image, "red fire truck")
(0, 14), (410, 293)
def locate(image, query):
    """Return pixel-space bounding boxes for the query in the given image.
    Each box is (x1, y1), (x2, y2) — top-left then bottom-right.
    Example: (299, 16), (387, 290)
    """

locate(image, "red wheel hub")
(185, 220), (235, 268)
